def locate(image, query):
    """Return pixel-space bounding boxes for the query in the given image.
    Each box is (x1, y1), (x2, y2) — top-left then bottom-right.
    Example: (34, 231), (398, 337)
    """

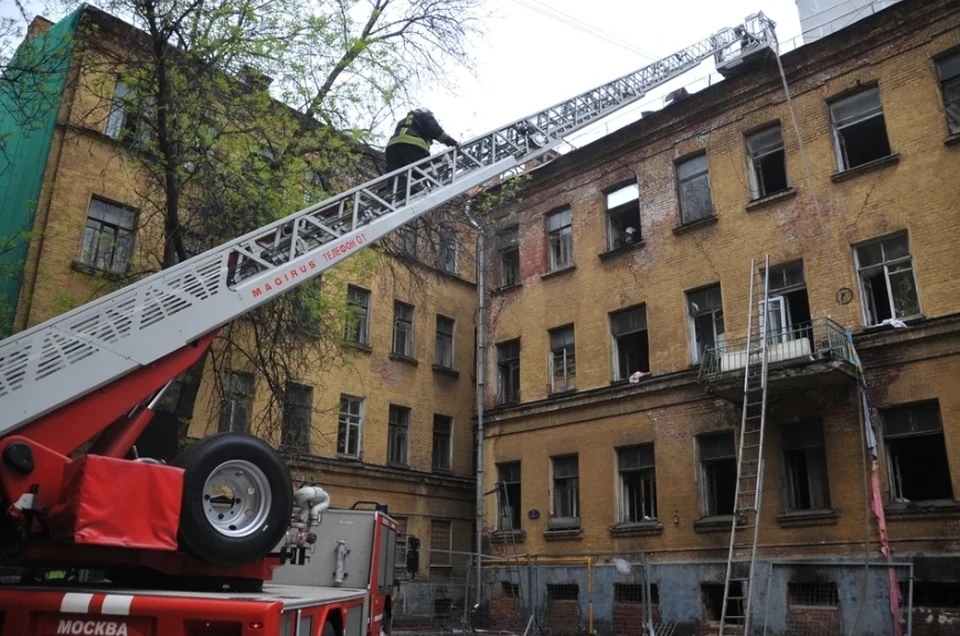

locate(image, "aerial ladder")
(0, 13), (777, 581)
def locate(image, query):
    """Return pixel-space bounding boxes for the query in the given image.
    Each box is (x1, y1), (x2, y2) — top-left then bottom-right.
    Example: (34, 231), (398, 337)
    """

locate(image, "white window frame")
(337, 395), (364, 458)
(686, 285), (725, 364)
(745, 124), (787, 200)
(547, 208), (573, 271)
(610, 305), (648, 381)
(829, 86), (888, 171)
(550, 455), (580, 520)
(853, 234), (922, 326)
(605, 183), (641, 250)
(548, 325), (576, 393)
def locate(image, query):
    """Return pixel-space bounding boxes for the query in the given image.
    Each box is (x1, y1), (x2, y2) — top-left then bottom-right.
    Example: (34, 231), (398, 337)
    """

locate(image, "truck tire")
(174, 433), (292, 567)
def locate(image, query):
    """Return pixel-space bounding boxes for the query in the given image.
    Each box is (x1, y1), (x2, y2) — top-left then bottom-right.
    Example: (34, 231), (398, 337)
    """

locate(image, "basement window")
(618, 445), (657, 522)
(501, 582), (521, 598)
(687, 284), (725, 364)
(549, 325), (576, 392)
(615, 583), (659, 604)
(677, 153), (714, 224)
(881, 402), (953, 502)
(782, 421), (831, 511)
(702, 582), (742, 622)
(497, 462), (522, 531)
(787, 581), (839, 606)
(910, 582), (960, 608)
(855, 234), (921, 325)
(547, 583), (579, 602)
(610, 305), (650, 381)
(829, 86), (892, 170)
(700, 432), (737, 517)
(498, 225), (520, 287)
(605, 183), (641, 249)
(935, 52), (960, 135)
(747, 124), (788, 199)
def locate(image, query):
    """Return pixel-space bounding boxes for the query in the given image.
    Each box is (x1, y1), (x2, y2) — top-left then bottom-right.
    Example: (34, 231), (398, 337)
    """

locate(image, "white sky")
(1, 0), (807, 147)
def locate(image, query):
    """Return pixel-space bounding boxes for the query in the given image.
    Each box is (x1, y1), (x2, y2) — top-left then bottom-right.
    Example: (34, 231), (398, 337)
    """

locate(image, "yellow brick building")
(5, 7), (476, 576)
(477, 0), (960, 632)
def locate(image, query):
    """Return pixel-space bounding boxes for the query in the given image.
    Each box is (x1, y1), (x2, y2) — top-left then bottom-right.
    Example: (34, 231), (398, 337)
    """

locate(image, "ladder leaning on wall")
(719, 256), (772, 636)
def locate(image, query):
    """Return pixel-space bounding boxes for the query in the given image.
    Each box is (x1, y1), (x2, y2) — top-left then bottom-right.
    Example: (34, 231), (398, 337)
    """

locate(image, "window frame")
(344, 286), (371, 346)
(745, 123), (788, 200)
(828, 85), (891, 171)
(604, 181), (641, 250)
(551, 454), (580, 521)
(496, 461), (522, 531)
(337, 394), (364, 458)
(698, 431), (737, 517)
(497, 339), (521, 404)
(610, 305), (649, 381)
(497, 225), (521, 287)
(219, 370), (255, 434)
(79, 197), (137, 275)
(281, 382), (313, 450)
(686, 284), (725, 364)
(432, 414), (454, 472)
(617, 444), (657, 523)
(548, 324), (576, 393)
(387, 404), (410, 466)
(880, 401), (954, 503)
(675, 153), (714, 225)
(437, 225), (459, 274)
(853, 233), (921, 326)
(435, 315), (455, 369)
(392, 300), (415, 358)
(781, 421), (831, 512)
(546, 208), (574, 271)
(934, 50), (960, 135)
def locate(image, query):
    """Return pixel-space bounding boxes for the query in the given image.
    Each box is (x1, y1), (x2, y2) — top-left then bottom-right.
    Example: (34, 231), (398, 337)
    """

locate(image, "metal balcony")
(698, 318), (859, 400)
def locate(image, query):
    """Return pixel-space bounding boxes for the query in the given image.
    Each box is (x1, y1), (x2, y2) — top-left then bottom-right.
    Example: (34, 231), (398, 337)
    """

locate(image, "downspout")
(466, 202), (486, 611)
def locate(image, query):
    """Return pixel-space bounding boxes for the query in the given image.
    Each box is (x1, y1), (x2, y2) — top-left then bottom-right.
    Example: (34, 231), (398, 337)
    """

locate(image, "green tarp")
(0, 6), (83, 335)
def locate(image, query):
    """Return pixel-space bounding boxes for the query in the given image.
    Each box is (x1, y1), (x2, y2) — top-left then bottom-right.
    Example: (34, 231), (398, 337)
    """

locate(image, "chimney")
(26, 16), (54, 42)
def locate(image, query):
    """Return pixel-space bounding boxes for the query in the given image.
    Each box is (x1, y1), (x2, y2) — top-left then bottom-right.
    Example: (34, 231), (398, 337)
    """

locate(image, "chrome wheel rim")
(202, 459), (272, 538)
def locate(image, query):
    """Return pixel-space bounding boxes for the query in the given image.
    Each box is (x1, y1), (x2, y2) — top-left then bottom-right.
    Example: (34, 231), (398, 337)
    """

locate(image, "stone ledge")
(389, 353), (419, 366)
(432, 364), (460, 378)
(609, 521), (664, 537)
(490, 530), (526, 544)
(490, 282), (522, 297)
(885, 500), (960, 520)
(543, 528), (583, 541)
(777, 508), (839, 527)
(348, 342), (373, 354)
(745, 188), (797, 212)
(598, 240), (645, 262)
(672, 215), (718, 236)
(540, 265), (576, 282)
(693, 515), (734, 533)
(830, 153), (900, 183)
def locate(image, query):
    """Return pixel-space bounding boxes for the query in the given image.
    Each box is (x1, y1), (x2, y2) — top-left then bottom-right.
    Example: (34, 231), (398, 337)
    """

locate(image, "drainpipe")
(466, 202), (486, 611)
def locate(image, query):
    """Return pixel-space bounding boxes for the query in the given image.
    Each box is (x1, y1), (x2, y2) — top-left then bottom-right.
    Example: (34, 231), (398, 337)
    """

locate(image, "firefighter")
(385, 108), (459, 199)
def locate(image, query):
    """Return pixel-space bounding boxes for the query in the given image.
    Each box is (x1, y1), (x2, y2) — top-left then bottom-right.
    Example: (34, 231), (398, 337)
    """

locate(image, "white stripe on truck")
(60, 593), (94, 614)
(101, 595), (133, 616)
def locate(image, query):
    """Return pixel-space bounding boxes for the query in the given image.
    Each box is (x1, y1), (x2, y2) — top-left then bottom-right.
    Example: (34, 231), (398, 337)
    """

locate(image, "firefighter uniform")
(385, 109), (459, 175)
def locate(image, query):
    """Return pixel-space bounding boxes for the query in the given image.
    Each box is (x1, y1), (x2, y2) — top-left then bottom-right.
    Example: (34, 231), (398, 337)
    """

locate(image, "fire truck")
(0, 13), (775, 636)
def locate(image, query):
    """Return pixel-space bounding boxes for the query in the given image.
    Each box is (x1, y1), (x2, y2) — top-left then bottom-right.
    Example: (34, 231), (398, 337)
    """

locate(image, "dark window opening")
(702, 582), (742, 622)
(856, 235), (920, 325)
(787, 582), (839, 606)
(936, 52), (960, 135)
(281, 382), (313, 450)
(606, 183), (641, 249)
(432, 414), (453, 472)
(552, 455), (579, 522)
(611, 306), (649, 381)
(497, 462), (522, 531)
(882, 403), (953, 502)
(501, 582), (521, 598)
(909, 582), (960, 608)
(498, 225), (520, 287)
(747, 125), (788, 199)
(782, 422), (830, 511)
(614, 583), (659, 605)
(497, 340), (521, 404)
(830, 87), (892, 170)
(701, 432), (736, 516)
(547, 584), (579, 602)
(619, 445), (657, 522)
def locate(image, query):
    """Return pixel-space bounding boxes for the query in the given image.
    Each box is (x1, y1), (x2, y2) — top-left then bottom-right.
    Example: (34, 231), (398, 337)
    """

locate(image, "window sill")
(830, 153), (901, 183)
(945, 133), (960, 147)
(598, 240), (645, 262)
(777, 508), (839, 527)
(386, 462), (410, 470)
(543, 528), (583, 541)
(548, 387), (577, 399)
(885, 499), (960, 520)
(745, 188), (797, 212)
(497, 398), (521, 407)
(491, 530), (526, 544)
(862, 314), (925, 331)
(609, 520), (663, 537)
(348, 342), (373, 353)
(672, 215), (718, 236)
(389, 353), (419, 366)
(71, 260), (128, 281)
(432, 467), (453, 475)
(490, 282), (522, 297)
(336, 454), (362, 462)
(693, 515), (734, 533)
(432, 364), (460, 378)
(541, 265), (576, 281)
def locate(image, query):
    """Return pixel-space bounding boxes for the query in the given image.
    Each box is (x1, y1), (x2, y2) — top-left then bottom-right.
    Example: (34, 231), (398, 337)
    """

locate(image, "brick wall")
(487, 581), (523, 632)
(612, 602), (660, 634)
(786, 605), (842, 634)
(544, 599), (580, 636)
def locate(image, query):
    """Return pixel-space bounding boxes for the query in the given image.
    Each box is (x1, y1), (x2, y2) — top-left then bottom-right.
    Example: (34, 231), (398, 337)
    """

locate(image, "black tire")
(174, 433), (292, 567)
(322, 621), (337, 636)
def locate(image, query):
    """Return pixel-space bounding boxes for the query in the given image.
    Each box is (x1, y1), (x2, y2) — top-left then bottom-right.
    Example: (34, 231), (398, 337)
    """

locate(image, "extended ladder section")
(0, 14), (776, 434)
(719, 257), (772, 636)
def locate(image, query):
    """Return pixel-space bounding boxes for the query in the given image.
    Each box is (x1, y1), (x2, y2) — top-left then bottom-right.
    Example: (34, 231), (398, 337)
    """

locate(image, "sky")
(1, 0), (808, 149)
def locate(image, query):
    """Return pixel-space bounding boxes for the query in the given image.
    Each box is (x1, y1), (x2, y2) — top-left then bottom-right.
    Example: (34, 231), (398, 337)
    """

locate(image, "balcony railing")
(699, 317), (856, 381)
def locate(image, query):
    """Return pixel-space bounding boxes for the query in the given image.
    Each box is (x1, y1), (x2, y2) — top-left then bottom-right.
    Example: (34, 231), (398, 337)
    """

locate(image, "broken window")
(547, 584), (579, 602)
(746, 124), (788, 199)
(219, 371), (254, 434)
(910, 582), (960, 608)
(605, 183), (641, 249)
(501, 582), (521, 598)
(387, 404), (409, 466)
(936, 52), (960, 135)
(547, 208), (573, 271)
(281, 382), (312, 450)
(344, 286), (370, 345)
(762, 261), (812, 344)
(787, 582), (839, 606)
(435, 315), (455, 369)
(700, 431), (737, 516)
(549, 325), (576, 392)
(428, 519), (453, 579)
(392, 301), (415, 357)
(702, 582), (742, 622)
(497, 340), (521, 404)
(782, 421), (830, 511)
(498, 225), (520, 287)
(687, 285), (725, 364)
(829, 87), (892, 170)
(80, 198), (136, 274)
(432, 414), (453, 471)
(552, 455), (579, 522)
(611, 305), (650, 381)
(855, 234), (921, 325)
(881, 402), (953, 502)
(438, 225), (458, 274)
(497, 462), (522, 530)
(105, 79), (153, 144)
(619, 445), (657, 522)
(677, 153), (714, 224)
(337, 394), (363, 458)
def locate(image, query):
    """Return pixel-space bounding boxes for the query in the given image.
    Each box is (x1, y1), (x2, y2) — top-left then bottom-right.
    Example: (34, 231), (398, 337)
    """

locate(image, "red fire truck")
(0, 13), (773, 636)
